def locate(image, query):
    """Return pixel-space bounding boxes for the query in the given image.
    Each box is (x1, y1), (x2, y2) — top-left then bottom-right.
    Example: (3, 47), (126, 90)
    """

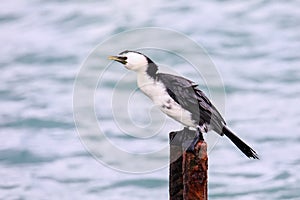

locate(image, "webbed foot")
(186, 128), (204, 152)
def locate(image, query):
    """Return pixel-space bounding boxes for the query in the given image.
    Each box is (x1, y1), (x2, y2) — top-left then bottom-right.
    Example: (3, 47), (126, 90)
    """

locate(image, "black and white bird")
(109, 50), (259, 159)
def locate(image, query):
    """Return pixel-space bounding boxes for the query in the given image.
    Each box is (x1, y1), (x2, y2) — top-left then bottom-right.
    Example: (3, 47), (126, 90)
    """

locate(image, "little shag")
(109, 50), (259, 159)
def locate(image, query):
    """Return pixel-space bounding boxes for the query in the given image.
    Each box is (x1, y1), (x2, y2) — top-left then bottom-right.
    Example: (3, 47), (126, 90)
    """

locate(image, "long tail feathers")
(222, 126), (259, 159)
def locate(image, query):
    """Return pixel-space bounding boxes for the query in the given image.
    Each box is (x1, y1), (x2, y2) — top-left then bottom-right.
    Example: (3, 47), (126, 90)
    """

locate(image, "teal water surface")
(1, 0), (300, 199)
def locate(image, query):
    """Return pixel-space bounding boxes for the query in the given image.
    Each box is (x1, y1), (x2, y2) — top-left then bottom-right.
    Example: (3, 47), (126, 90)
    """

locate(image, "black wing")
(157, 73), (226, 133)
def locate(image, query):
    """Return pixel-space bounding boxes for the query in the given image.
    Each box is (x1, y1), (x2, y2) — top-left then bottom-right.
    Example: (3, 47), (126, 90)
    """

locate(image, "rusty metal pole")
(169, 131), (184, 199)
(169, 128), (208, 200)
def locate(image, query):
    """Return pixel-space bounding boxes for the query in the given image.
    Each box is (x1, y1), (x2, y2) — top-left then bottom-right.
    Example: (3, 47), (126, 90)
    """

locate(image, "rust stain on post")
(183, 140), (208, 200)
(169, 128), (208, 200)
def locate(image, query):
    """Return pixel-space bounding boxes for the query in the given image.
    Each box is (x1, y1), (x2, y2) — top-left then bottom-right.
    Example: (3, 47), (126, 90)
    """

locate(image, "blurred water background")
(1, 0), (300, 199)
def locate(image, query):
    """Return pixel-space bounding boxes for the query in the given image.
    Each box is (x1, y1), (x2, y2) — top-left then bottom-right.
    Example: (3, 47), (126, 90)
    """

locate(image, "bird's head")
(108, 50), (150, 72)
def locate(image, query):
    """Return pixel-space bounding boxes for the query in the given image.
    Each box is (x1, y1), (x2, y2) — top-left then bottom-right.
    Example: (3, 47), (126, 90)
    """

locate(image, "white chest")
(137, 73), (196, 127)
(137, 74), (168, 104)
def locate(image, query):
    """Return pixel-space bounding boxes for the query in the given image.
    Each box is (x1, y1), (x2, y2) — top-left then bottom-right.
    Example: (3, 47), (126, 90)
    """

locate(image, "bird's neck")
(136, 64), (159, 95)
(137, 69), (156, 88)
(145, 61), (158, 79)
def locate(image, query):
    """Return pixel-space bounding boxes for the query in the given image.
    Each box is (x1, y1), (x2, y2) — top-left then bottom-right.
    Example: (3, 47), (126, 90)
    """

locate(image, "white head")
(108, 50), (149, 72)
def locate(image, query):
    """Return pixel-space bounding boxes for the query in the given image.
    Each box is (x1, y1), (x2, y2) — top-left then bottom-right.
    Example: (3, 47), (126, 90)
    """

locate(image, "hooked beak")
(108, 55), (127, 65)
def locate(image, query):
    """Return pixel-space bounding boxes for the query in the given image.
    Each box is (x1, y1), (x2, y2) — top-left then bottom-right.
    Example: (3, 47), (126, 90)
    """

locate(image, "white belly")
(137, 76), (196, 127)
(159, 98), (196, 128)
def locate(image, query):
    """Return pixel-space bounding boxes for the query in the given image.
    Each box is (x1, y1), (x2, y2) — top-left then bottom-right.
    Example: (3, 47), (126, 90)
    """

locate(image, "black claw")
(186, 129), (204, 153)
(197, 126), (205, 140)
(186, 138), (198, 152)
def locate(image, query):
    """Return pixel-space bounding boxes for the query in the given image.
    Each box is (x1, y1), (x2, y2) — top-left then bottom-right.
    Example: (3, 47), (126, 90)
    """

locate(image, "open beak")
(108, 55), (127, 65)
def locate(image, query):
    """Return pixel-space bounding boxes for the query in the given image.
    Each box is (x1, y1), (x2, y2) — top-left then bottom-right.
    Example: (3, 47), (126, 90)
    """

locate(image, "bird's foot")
(186, 128), (204, 153)
(186, 137), (198, 152)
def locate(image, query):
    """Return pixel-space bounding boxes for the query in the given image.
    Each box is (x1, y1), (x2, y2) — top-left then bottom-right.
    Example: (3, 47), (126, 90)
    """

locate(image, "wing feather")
(157, 73), (225, 132)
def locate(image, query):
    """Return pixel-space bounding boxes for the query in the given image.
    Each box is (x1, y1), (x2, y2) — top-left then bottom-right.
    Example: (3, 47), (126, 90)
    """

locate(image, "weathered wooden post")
(169, 128), (208, 200)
